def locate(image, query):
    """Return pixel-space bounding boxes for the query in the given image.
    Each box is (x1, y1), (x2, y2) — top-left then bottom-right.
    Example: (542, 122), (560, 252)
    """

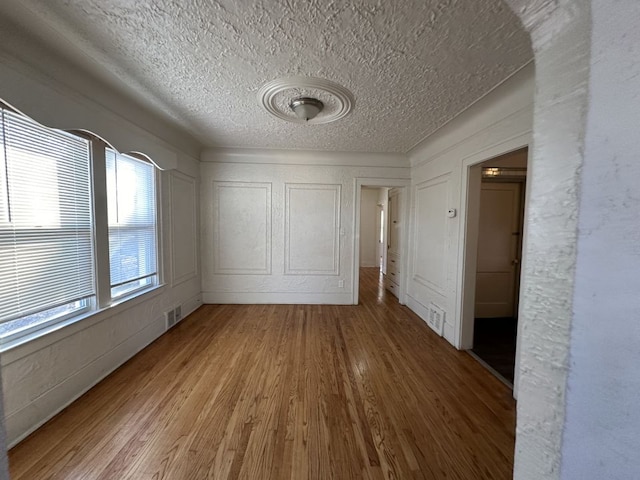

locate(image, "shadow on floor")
(472, 317), (517, 385)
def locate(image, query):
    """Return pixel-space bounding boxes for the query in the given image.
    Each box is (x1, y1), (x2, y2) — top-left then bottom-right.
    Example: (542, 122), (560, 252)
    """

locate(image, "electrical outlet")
(338, 280), (344, 288)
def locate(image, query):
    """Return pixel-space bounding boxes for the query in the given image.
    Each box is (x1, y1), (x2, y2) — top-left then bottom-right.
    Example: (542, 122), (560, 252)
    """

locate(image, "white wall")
(359, 188), (380, 267)
(0, 369), (7, 480)
(200, 150), (410, 305)
(0, 31), (203, 447)
(504, 1), (640, 478)
(559, 0), (640, 477)
(506, 0), (590, 477)
(405, 64), (534, 344)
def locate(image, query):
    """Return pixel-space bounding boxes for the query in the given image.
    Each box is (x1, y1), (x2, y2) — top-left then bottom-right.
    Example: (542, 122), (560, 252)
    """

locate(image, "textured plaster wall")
(509, 1), (640, 477)
(406, 64), (533, 345)
(0, 40), (203, 446)
(508, 1), (591, 478)
(200, 150), (409, 304)
(560, 0), (640, 477)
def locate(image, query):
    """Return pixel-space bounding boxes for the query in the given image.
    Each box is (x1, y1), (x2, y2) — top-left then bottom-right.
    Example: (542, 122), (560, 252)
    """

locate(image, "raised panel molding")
(285, 183), (341, 275)
(412, 174), (450, 295)
(213, 181), (272, 275)
(170, 171), (198, 285)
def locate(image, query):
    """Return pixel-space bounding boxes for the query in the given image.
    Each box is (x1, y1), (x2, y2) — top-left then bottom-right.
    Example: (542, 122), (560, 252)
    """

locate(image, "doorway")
(464, 148), (528, 387)
(359, 187), (386, 270)
(352, 178), (409, 306)
(385, 188), (402, 299)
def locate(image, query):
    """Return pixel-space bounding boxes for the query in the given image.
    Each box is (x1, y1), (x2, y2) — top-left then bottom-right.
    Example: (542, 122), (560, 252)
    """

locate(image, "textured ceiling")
(0, 0), (532, 153)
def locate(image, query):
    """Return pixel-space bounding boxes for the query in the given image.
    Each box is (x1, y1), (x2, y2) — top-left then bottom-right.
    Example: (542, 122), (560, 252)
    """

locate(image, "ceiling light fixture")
(289, 97), (324, 122)
(258, 76), (354, 124)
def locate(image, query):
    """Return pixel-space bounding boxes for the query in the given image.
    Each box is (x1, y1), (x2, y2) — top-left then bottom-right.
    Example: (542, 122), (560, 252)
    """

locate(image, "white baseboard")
(359, 262), (379, 268)
(180, 292), (203, 318)
(5, 315), (165, 448)
(202, 291), (353, 305)
(406, 295), (430, 324)
(406, 294), (456, 348)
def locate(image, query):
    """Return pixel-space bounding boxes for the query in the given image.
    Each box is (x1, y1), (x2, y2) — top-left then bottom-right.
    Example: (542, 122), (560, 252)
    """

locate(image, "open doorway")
(353, 179), (409, 306)
(465, 148), (528, 387)
(359, 187), (387, 270)
(359, 186), (405, 302)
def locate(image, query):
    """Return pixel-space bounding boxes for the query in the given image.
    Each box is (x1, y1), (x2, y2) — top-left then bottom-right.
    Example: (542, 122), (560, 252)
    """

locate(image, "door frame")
(352, 177), (410, 305)
(375, 202), (384, 269)
(455, 136), (531, 397)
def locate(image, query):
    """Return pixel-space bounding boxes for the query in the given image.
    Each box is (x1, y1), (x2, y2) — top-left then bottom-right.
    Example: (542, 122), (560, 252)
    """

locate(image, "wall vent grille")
(427, 303), (445, 336)
(165, 309), (176, 330)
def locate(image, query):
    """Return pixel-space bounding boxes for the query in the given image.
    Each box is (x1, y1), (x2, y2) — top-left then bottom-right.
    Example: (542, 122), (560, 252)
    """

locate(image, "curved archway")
(500, 2), (640, 479)
(501, 1), (590, 478)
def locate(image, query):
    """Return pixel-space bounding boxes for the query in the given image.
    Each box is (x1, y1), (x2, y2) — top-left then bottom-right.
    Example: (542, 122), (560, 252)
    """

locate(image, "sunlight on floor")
(376, 267), (386, 303)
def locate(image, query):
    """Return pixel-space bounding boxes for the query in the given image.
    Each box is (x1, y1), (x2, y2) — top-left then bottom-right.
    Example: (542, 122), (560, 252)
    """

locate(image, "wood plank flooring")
(9, 268), (515, 479)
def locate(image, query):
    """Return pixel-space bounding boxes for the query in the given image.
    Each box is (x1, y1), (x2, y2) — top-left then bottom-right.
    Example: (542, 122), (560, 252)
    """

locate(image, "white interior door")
(474, 182), (522, 318)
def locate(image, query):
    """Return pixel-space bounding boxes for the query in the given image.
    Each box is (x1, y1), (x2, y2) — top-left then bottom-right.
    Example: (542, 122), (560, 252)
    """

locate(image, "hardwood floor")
(9, 268), (515, 479)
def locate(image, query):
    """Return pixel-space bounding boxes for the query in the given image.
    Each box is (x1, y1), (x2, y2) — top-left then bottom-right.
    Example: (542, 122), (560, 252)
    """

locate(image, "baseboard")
(5, 315), (165, 448)
(180, 292), (203, 318)
(406, 295), (430, 325)
(405, 294), (456, 347)
(202, 291), (353, 305)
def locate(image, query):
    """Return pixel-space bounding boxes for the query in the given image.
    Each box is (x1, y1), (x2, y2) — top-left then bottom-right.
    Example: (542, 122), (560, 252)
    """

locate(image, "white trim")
(454, 133), (531, 350)
(0, 49), (199, 162)
(202, 291), (352, 305)
(202, 148), (410, 168)
(407, 60), (535, 161)
(169, 170), (199, 286)
(512, 146), (534, 400)
(352, 177), (411, 305)
(212, 181), (273, 275)
(409, 108), (533, 168)
(0, 284), (165, 361)
(180, 292), (204, 319)
(4, 312), (166, 448)
(284, 183), (341, 276)
(454, 135), (531, 401)
(411, 174), (451, 297)
(90, 141), (111, 309)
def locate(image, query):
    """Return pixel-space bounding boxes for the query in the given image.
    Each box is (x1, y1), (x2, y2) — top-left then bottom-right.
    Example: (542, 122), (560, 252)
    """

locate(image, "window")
(106, 149), (158, 298)
(0, 105), (160, 346)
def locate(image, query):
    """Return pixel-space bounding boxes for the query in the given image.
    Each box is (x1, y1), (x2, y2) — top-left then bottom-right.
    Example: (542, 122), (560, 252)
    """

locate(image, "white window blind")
(106, 149), (157, 298)
(0, 108), (94, 337)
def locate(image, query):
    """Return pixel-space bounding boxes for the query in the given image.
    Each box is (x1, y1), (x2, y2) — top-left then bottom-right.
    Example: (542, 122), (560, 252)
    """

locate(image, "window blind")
(0, 108), (94, 327)
(106, 149), (157, 298)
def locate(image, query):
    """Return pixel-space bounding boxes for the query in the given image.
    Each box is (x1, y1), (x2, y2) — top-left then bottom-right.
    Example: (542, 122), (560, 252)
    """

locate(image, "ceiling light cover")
(258, 76), (354, 124)
(290, 97), (324, 121)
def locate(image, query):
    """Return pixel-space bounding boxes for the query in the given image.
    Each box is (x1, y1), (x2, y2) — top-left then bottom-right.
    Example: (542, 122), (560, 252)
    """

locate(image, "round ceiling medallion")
(258, 76), (354, 124)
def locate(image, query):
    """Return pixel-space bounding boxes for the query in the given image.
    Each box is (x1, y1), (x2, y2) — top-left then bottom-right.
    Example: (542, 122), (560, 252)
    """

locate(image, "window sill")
(0, 284), (166, 362)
